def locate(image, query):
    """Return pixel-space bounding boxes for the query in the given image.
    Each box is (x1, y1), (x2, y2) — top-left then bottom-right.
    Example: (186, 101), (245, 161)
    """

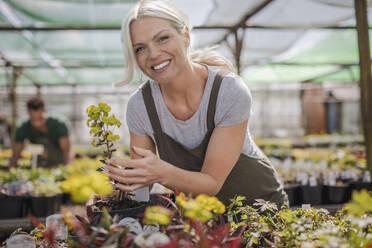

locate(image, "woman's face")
(130, 16), (190, 83)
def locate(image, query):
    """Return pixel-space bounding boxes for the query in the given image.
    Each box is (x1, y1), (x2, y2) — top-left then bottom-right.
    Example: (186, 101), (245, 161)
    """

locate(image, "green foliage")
(226, 191), (372, 248)
(4, 190), (372, 247)
(345, 190), (372, 217)
(86, 102), (121, 159)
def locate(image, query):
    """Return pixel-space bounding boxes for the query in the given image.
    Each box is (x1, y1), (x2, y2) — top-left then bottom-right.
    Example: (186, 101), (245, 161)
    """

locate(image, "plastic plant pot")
(29, 195), (62, 217)
(351, 182), (372, 191)
(284, 185), (301, 207)
(300, 185), (323, 205)
(0, 196), (26, 219)
(92, 202), (150, 225)
(323, 185), (350, 204)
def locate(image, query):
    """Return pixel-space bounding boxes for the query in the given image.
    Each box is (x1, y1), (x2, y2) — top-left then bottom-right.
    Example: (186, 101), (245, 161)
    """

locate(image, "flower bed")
(2, 190), (372, 247)
(265, 144), (371, 206)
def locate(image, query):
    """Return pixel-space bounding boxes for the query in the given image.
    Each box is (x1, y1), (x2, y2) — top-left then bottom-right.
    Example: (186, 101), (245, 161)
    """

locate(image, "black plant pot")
(284, 185), (301, 207)
(0, 196), (26, 219)
(29, 195), (62, 217)
(323, 185), (350, 204)
(61, 193), (71, 204)
(351, 182), (372, 191)
(92, 202), (150, 225)
(300, 185), (323, 205)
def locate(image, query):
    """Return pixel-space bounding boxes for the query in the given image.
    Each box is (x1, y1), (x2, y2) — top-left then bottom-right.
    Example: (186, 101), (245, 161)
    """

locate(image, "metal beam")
(301, 64), (353, 82)
(355, 0), (372, 176)
(0, 60), (363, 69)
(0, 25), (367, 31)
(0, 60), (124, 68)
(0, 52), (41, 88)
(0, 25), (366, 32)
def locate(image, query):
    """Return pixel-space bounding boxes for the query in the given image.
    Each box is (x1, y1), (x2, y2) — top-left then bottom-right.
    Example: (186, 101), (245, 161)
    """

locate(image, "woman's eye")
(159, 36), (169, 42)
(135, 47), (144, 54)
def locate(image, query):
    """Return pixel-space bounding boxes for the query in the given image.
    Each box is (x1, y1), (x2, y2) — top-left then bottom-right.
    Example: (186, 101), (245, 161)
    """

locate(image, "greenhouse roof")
(0, 0), (371, 87)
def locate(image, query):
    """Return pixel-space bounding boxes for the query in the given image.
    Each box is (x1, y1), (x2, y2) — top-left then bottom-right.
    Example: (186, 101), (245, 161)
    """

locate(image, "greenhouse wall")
(0, 82), (361, 147)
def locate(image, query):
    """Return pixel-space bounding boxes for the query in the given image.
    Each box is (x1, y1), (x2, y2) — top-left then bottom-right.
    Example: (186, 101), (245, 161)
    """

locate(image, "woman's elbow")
(204, 175), (223, 196)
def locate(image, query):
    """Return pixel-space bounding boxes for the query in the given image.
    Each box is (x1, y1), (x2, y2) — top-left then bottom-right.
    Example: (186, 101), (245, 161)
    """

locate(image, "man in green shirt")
(10, 97), (72, 168)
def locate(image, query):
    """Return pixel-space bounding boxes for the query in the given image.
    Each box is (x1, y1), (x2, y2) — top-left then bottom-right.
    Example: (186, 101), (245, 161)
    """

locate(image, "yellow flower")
(91, 172), (113, 196)
(89, 126), (100, 136)
(98, 102), (111, 113)
(71, 186), (94, 203)
(107, 134), (120, 141)
(143, 206), (173, 225)
(195, 194), (226, 214)
(184, 199), (213, 223)
(62, 212), (75, 230)
(86, 105), (97, 114)
(176, 192), (188, 207)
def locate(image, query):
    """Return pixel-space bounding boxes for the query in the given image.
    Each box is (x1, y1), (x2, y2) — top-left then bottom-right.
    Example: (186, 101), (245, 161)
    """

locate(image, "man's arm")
(10, 143), (25, 168)
(59, 136), (71, 165)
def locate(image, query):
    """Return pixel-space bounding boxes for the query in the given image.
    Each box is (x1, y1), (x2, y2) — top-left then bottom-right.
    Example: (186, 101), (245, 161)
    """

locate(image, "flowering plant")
(86, 102), (121, 159)
(3, 190), (372, 247)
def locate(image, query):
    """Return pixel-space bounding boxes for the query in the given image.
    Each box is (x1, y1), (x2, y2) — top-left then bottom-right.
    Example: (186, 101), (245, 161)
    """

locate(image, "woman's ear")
(183, 26), (191, 47)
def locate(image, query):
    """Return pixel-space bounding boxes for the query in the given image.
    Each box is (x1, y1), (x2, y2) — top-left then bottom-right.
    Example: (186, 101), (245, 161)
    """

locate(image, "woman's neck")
(159, 62), (208, 103)
(158, 62), (208, 121)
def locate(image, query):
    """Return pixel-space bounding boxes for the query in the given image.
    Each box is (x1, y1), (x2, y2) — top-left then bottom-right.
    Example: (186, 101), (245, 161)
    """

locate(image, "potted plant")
(85, 103), (149, 224)
(0, 180), (31, 219)
(28, 180), (63, 217)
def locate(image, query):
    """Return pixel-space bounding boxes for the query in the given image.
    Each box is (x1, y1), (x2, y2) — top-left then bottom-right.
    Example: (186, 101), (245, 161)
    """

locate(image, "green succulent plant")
(86, 102), (122, 159)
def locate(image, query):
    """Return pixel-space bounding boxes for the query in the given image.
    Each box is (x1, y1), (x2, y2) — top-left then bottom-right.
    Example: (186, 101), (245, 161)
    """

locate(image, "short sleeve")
(215, 74), (252, 127)
(55, 120), (69, 138)
(126, 89), (149, 137)
(15, 122), (28, 143)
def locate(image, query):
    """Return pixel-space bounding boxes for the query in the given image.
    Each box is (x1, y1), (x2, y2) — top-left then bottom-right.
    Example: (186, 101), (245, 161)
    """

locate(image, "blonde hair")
(114, 0), (235, 87)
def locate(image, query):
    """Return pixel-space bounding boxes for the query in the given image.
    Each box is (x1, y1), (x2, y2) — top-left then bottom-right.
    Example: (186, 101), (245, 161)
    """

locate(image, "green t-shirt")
(15, 117), (69, 167)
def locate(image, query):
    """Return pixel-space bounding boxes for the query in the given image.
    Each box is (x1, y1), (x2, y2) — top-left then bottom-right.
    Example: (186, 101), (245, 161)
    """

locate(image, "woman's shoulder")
(128, 82), (148, 106)
(208, 66), (251, 97)
(207, 65), (244, 85)
(212, 68), (253, 126)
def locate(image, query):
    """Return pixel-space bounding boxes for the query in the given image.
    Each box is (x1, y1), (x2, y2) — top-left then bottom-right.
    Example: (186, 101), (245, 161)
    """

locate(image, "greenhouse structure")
(0, 0), (372, 247)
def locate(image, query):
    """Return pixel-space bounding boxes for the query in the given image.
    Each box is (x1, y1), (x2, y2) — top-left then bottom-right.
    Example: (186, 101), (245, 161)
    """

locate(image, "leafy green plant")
(86, 102), (121, 160)
(3, 190), (372, 247)
(86, 102), (139, 207)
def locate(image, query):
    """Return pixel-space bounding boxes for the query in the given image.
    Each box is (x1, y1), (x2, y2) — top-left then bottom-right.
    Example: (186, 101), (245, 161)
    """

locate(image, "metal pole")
(355, 0), (372, 175)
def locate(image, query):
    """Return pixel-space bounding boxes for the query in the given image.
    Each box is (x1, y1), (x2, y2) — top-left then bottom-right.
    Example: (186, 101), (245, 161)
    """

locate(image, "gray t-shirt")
(126, 65), (264, 158)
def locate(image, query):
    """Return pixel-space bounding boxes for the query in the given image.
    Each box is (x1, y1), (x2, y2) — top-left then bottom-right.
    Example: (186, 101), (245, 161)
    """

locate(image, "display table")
(0, 204), (85, 233)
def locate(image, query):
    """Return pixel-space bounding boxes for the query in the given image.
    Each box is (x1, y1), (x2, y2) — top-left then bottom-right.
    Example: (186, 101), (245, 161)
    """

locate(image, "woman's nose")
(148, 45), (161, 59)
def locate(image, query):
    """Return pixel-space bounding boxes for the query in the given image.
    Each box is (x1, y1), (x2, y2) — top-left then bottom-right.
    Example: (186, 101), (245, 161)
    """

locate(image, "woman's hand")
(105, 146), (163, 192)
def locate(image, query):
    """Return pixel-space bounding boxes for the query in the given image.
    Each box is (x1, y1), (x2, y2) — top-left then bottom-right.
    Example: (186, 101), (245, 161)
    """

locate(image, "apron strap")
(206, 70), (229, 131)
(142, 69), (229, 133)
(142, 81), (163, 134)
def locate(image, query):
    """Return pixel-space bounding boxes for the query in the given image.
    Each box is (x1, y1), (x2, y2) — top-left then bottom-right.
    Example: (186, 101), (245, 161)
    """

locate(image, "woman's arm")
(129, 131), (156, 159)
(161, 120), (247, 195)
(107, 120), (247, 196)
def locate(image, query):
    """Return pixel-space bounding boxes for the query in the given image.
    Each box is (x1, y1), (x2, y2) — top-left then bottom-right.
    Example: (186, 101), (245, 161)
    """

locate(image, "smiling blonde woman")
(107, 0), (288, 208)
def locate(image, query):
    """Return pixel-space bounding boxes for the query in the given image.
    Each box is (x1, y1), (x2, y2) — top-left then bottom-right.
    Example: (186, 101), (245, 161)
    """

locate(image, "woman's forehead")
(131, 16), (173, 31)
(130, 17), (176, 43)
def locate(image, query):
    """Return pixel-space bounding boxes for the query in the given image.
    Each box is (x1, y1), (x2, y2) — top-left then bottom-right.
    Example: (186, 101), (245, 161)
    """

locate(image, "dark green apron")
(142, 71), (288, 208)
(34, 129), (64, 167)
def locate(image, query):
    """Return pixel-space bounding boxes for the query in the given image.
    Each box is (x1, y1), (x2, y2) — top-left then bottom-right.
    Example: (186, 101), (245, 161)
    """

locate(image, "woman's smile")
(151, 59), (171, 72)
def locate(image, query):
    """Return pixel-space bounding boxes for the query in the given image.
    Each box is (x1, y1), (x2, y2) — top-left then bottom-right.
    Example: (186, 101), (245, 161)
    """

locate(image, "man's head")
(26, 96), (46, 130)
